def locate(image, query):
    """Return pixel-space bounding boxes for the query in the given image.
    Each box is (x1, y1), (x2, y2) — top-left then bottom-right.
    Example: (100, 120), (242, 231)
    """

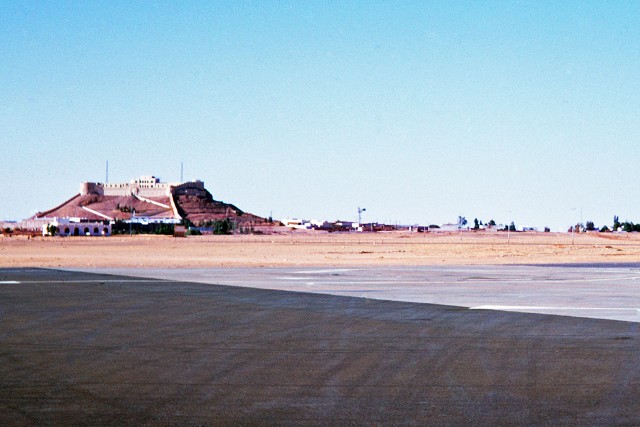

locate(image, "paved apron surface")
(71, 264), (640, 322)
(2, 267), (640, 425)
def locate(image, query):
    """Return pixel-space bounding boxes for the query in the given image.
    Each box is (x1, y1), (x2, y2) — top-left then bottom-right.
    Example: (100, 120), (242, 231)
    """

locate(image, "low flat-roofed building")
(42, 218), (111, 237)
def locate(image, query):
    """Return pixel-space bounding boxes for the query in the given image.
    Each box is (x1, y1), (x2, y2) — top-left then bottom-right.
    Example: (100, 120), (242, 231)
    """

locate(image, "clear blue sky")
(1, 1), (639, 230)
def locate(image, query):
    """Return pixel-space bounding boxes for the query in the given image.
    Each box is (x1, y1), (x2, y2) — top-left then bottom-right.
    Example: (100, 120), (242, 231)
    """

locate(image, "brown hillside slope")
(36, 194), (174, 221)
(173, 190), (265, 224)
(35, 186), (266, 225)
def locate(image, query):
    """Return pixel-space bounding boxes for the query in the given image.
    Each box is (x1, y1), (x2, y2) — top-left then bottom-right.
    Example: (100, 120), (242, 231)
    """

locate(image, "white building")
(43, 218), (111, 237)
(281, 218), (312, 229)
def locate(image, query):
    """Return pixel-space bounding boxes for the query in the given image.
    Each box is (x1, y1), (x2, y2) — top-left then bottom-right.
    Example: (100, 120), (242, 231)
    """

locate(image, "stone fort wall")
(80, 177), (206, 198)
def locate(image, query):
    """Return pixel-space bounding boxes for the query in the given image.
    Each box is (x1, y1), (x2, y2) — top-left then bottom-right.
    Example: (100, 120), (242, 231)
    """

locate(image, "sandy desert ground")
(3, 230), (640, 268)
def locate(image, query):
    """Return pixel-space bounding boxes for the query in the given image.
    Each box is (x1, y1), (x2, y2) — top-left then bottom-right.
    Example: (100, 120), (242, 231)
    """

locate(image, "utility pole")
(180, 162), (184, 183)
(571, 207), (576, 245)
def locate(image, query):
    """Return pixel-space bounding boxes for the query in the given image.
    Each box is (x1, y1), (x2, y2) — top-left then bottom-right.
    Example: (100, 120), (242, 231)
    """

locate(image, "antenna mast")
(180, 162), (184, 182)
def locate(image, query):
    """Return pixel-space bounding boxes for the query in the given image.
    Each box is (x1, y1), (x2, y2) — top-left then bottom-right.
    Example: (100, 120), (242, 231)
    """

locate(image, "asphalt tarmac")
(2, 267), (640, 425)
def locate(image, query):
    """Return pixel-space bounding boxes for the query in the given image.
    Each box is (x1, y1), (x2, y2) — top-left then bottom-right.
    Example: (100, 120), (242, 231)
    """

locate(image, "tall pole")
(180, 162), (184, 182)
(571, 207), (576, 245)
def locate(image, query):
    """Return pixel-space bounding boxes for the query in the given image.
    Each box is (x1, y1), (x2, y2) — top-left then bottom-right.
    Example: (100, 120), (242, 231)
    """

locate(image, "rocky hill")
(173, 190), (265, 225)
(35, 178), (267, 226)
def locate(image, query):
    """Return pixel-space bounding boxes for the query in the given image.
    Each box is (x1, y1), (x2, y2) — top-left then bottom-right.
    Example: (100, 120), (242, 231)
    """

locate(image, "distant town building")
(42, 218), (111, 237)
(281, 218), (312, 229)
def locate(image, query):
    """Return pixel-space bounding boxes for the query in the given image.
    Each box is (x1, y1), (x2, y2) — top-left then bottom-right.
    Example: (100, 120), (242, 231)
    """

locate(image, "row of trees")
(611, 215), (640, 232)
(573, 216), (640, 233)
(458, 216), (515, 231)
(457, 215), (640, 233)
(111, 218), (239, 235)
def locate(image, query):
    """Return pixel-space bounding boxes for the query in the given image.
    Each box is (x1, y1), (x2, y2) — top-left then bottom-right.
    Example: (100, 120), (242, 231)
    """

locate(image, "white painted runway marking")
(14, 279), (165, 284)
(291, 269), (355, 274)
(0, 281), (20, 284)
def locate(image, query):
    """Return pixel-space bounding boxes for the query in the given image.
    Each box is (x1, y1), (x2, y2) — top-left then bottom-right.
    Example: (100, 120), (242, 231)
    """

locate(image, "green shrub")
(213, 218), (233, 235)
(187, 228), (202, 236)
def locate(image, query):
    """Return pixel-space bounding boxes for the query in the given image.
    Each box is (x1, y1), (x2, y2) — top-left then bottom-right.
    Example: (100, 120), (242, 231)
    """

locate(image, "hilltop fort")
(32, 176), (266, 234)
